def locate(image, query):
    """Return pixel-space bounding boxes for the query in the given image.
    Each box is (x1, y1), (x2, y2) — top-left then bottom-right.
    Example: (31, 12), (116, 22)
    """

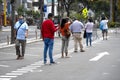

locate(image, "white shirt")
(85, 22), (94, 33)
(101, 20), (108, 30)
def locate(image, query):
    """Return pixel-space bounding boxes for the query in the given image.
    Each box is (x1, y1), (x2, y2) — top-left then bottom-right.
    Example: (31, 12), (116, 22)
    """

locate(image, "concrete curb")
(0, 38), (42, 49)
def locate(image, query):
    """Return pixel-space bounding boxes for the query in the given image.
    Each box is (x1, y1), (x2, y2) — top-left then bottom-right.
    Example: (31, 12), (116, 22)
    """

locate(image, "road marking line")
(89, 52), (109, 61)
(30, 70), (43, 72)
(0, 76), (17, 78)
(6, 73), (23, 76)
(0, 65), (9, 68)
(0, 78), (11, 80)
(25, 65), (41, 68)
(11, 71), (28, 73)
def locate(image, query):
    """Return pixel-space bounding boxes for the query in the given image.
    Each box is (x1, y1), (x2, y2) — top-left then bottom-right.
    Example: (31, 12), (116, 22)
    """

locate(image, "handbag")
(83, 30), (86, 38)
(64, 29), (71, 38)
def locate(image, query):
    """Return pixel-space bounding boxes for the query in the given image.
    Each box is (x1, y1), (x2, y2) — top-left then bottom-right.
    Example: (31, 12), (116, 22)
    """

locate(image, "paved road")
(0, 31), (120, 80)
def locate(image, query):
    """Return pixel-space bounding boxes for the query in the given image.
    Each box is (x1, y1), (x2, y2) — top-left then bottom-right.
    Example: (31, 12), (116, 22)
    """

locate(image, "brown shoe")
(19, 56), (24, 59)
(80, 50), (85, 52)
(16, 55), (21, 60)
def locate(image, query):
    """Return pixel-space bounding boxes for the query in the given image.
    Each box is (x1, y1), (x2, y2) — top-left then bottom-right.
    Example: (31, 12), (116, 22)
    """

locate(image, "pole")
(52, 0), (54, 16)
(11, 0), (16, 44)
(3, 0), (7, 26)
(39, 0), (44, 38)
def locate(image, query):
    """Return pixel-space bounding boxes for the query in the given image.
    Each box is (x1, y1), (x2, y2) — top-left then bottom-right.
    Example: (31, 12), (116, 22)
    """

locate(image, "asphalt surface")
(0, 27), (120, 80)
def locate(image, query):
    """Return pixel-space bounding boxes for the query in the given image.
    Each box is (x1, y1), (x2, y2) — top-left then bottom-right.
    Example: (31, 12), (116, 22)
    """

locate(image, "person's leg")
(48, 39), (54, 63)
(21, 40), (26, 58)
(15, 40), (21, 59)
(73, 34), (78, 52)
(65, 37), (70, 57)
(86, 33), (89, 46)
(89, 33), (92, 46)
(105, 29), (108, 40)
(61, 36), (65, 58)
(43, 38), (49, 64)
(78, 34), (84, 52)
(102, 30), (105, 40)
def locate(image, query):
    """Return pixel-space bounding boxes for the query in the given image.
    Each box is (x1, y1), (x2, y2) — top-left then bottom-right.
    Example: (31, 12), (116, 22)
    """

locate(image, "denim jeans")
(43, 38), (54, 63)
(86, 32), (92, 46)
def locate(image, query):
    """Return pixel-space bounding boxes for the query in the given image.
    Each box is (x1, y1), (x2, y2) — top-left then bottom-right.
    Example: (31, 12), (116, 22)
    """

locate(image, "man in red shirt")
(41, 13), (59, 64)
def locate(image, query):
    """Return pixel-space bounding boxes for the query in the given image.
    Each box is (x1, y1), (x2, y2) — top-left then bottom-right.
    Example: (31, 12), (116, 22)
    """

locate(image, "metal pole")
(39, 0), (44, 39)
(52, 0), (54, 15)
(3, 0), (7, 26)
(11, 0), (16, 44)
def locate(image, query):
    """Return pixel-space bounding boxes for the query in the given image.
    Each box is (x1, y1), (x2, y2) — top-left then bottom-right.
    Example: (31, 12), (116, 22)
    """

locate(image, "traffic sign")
(82, 8), (88, 18)
(32, 2), (39, 6)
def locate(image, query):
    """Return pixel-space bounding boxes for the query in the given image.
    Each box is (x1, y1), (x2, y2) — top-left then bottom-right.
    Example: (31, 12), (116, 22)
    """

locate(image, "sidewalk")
(0, 28), (117, 49)
(0, 38), (42, 49)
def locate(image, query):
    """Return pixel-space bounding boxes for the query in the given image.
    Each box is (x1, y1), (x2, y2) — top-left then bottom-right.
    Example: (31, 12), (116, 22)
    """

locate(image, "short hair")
(19, 15), (24, 19)
(101, 17), (105, 20)
(48, 13), (53, 18)
(88, 18), (93, 22)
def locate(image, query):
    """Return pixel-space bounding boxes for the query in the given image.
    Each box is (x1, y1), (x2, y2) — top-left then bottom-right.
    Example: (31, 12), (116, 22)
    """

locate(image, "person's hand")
(25, 33), (28, 38)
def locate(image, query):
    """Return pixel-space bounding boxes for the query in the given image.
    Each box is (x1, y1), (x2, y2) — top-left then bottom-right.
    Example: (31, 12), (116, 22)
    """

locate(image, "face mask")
(19, 19), (24, 24)
(52, 18), (54, 21)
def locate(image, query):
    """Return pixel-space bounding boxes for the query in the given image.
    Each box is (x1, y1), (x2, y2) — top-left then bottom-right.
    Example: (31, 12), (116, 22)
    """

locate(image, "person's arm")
(51, 21), (59, 32)
(25, 23), (29, 38)
(25, 30), (28, 38)
(14, 22), (17, 39)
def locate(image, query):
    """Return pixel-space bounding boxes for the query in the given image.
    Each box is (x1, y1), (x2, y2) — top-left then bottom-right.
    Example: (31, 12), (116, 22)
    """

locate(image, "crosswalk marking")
(0, 65), (9, 68)
(0, 78), (11, 80)
(0, 76), (17, 78)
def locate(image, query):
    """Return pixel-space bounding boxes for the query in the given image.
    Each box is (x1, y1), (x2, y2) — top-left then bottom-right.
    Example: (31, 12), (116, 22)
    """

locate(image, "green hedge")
(108, 21), (120, 28)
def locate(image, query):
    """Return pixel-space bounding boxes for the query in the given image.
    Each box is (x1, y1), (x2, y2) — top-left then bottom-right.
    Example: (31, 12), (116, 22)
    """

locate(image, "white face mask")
(52, 18), (54, 21)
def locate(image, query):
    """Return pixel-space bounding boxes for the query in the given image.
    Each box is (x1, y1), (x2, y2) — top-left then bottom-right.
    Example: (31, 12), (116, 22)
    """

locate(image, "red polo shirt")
(41, 19), (58, 39)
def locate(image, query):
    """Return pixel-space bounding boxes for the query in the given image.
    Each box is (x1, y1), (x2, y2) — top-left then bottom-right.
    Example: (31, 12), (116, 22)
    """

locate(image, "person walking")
(85, 18), (94, 46)
(60, 18), (71, 58)
(14, 15), (28, 60)
(41, 13), (59, 64)
(69, 18), (85, 52)
(100, 17), (109, 40)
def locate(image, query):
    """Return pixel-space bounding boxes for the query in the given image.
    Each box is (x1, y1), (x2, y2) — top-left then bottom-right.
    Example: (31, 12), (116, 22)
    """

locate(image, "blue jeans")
(43, 38), (54, 63)
(86, 33), (92, 46)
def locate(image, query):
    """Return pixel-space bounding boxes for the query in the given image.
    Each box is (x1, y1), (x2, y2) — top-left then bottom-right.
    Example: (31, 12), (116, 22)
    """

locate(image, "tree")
(0, 0), (2, 3)
(62, 0), (74, 17)
(17, 6), (24, 16)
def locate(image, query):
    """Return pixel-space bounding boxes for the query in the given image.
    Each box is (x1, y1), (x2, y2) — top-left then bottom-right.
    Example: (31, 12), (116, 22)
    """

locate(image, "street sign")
(82, 8), (88, 18)
(32, 2), (39, 6)
(43, 5), (47, 12)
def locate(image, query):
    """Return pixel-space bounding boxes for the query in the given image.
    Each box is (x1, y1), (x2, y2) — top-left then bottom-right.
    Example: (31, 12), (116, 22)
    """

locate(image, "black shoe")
(19, 56), (24, 59)
(50, 61), (57, 65)
(74, 51), (78, 53)
(16, 55), (21, 60)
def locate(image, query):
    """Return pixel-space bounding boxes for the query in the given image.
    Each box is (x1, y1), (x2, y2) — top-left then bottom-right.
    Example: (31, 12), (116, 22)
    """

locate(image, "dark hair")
(101, 17), (105, 20)
(88, 18), (93, 22)
(48, 13), (53, 19)
(60, 18), (67, 29)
